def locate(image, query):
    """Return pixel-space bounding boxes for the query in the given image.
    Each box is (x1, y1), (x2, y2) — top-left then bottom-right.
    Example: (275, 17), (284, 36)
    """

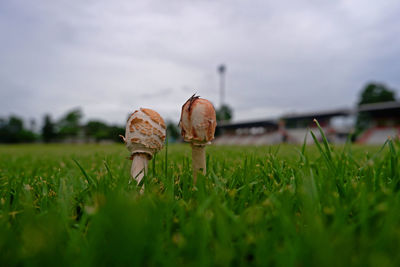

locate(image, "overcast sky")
(1, 0), (400, 126)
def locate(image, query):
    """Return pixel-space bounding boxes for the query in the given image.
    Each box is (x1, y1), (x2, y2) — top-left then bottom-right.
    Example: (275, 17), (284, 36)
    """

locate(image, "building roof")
(281, 108), (352, 121)
(358, 101), (400, 112)
(217, 101), (400, 130)
(217, 119), (278, 130)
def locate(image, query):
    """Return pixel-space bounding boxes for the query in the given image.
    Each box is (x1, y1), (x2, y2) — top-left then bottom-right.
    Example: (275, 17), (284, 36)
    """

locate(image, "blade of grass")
(104, 161), (113, 180)
(313, 119), (332, 161)
(73, 159), (97, 188)
(310, 130), (335, 172)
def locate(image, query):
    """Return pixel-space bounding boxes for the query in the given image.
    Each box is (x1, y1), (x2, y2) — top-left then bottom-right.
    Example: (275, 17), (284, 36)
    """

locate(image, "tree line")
(0, 108), (125, 144)
(0, 103), (233, 144)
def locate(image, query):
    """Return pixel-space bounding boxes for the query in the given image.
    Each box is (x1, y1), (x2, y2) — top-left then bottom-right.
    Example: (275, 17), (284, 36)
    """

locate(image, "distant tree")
(0, 116), (36, 143)
(42, 114), (57, 142)
(356, 82), (397, 136)
(85, 120), (110, 141)
(358, 82), (395, 106)
(8, 116), (23, 133)
(58, 108), (83, 138)
(0, 117), (13, 143)
(108, 125), (125, 143)
(166, 121), (180, 142)
(216, 104), (233, 122)
(84, 121), (125, 142)
(17, 129), (36, 143)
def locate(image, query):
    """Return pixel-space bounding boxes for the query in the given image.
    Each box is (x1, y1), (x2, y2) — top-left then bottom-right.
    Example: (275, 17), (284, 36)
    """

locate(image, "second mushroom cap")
(179, 95), (217, 144)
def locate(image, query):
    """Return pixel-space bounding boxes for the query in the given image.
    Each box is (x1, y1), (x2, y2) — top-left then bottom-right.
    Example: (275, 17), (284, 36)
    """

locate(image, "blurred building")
(215, 119), (282, 145)
(214, 101), (400, 145)
(281, 108), (352, 144)
(356, 101), (400, 144)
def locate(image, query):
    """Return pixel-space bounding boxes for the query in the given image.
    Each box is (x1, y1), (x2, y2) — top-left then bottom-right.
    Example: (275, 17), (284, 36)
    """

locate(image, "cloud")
(0, 0), (399, 125)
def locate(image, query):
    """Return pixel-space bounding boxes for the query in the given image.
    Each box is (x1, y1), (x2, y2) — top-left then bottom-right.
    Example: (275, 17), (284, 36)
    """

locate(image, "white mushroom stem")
(130, 153), (149, 185)
(179, 95), (216, 185)
(191, 143), (206, 184)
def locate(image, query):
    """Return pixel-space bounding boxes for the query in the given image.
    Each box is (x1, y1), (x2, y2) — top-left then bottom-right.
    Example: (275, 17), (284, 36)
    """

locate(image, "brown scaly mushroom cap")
(179, 94), (217, 145)
(124, 108), (166, 158)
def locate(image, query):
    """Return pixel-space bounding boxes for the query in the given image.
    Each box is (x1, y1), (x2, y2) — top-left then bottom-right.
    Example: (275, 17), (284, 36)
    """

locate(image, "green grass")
(0, 139), (400, 266)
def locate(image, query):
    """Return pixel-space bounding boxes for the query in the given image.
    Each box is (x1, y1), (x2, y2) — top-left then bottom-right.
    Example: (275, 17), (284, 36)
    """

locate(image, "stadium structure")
(214, 101), (400, 145)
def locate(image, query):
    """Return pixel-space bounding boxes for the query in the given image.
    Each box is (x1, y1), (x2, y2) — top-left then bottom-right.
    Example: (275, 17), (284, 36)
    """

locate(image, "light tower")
(218, 64), (226, 107)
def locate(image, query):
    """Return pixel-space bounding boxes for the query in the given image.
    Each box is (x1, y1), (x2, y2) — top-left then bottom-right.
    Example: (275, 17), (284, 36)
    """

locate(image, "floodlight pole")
(218, 64), (226, 108)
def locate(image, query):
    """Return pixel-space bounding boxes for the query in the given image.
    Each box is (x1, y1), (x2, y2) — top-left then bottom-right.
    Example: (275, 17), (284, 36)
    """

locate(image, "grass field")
(1, 136), (400, 266)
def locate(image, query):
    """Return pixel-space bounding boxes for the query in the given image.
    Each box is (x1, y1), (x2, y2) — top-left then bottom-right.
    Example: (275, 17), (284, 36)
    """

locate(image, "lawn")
(0, 139), (399, 266)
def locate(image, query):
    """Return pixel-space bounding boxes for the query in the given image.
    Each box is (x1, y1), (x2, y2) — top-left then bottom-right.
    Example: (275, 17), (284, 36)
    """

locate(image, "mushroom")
(120, 108), (166, 187)
(179, 94), (217, 183)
